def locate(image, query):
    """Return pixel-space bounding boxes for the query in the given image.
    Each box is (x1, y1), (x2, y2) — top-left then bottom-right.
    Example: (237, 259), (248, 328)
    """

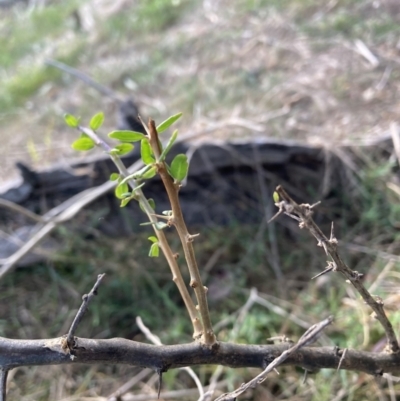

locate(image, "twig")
(0, 368), (8, 401)
(0, 199), (45, 223)
(275, 185), (399, 353)
(214, 316), (333, 401)
(337, 348), (348, 371)
(66, 274), (106, 349)
(147, 119), (216, 345)
(136, 317), (162, 346)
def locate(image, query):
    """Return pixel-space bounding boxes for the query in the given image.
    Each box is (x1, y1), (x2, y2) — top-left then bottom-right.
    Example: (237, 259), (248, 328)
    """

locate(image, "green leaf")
(155, 222), (169, 231)
(110, 173), (120, 181)
(64, 113), (80, 128)
(149, 243), (160, 257)
(120, 197), (132, 207)
(115, 182), (129, 199)
(110, 143), (134, 156)
(148, 198), (156, 210)
(162, 210), (172, 216)
(71, 137), (95, 151)
(148, 236), (158, 243)
(141, 139), (155, 165)
(273, 191), (280, 203)
(170, 154), (189, 182)
(159, 129), (178, 161)
(90, 112), (104, 131)
(156, 112), (183, 133)
(108, 130), (146, 142)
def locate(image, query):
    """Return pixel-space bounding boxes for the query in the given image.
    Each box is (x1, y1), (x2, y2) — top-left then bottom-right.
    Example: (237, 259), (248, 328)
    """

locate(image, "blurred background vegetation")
(1, 0), (400, 399)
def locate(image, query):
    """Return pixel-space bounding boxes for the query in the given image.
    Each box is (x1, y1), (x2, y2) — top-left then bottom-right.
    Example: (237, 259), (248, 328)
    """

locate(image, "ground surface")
(1, 0), (400, 180)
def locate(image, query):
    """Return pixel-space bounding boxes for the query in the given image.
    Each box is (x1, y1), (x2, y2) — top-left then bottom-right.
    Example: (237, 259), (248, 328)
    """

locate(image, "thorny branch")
(78, 125), (203, 340)
(147, 119), (216, 345)
(274, 185), (399, 353)
(3, 336), (400, 374)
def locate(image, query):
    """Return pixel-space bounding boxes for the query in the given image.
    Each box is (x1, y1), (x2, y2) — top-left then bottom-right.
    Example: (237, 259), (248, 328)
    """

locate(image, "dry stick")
(215, 316), (334, 401)
(0, 199), (45, 223)
(0, 368), (7, 401)
(78, 126), (203, 339)
(67, 273), (106, 349)
(147, 119), (216, 345)
(275, 185), (399, 354)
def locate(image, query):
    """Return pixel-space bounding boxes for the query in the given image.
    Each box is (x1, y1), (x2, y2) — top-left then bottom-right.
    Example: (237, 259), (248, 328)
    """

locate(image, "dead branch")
(1, 336), (400, 375)
(275, 185), (399, 353)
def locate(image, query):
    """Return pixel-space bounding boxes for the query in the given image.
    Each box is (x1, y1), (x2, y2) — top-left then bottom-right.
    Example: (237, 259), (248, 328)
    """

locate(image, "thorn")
(310, 201), (321, 209)
(311, 265), (334, 280)
(329, 222), (338, 245)
(157, 369), (163, 399)
(267, 207), (283, 224)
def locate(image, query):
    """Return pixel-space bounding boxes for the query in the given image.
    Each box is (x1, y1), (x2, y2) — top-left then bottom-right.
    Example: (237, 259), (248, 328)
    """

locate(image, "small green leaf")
(110, 173), (120, 181)
(149, 243), (160, 257)
(64, 113), (80, 128)
(159, 129), (178, 161)
(148, 198), (156, 210)
(148, 236), (158, 243)
(273, 191), (280, 203)
(156, 112), (183, 133)
(110, 143), (134, 156)
(170, 154), (189, 182)
(108, 130), (146, 142)
(90, 112), (104, 131)
(141, 139), (155, 165)
(120, 197), (132, 207)
(115, 182), (129, 199)
(162, 210), (172, 216)
(155, 222), (169, 231)
(71, 137), (95, 151)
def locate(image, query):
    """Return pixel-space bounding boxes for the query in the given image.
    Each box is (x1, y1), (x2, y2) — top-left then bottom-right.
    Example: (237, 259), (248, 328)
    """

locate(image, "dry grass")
(1, 0), (400, 180)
